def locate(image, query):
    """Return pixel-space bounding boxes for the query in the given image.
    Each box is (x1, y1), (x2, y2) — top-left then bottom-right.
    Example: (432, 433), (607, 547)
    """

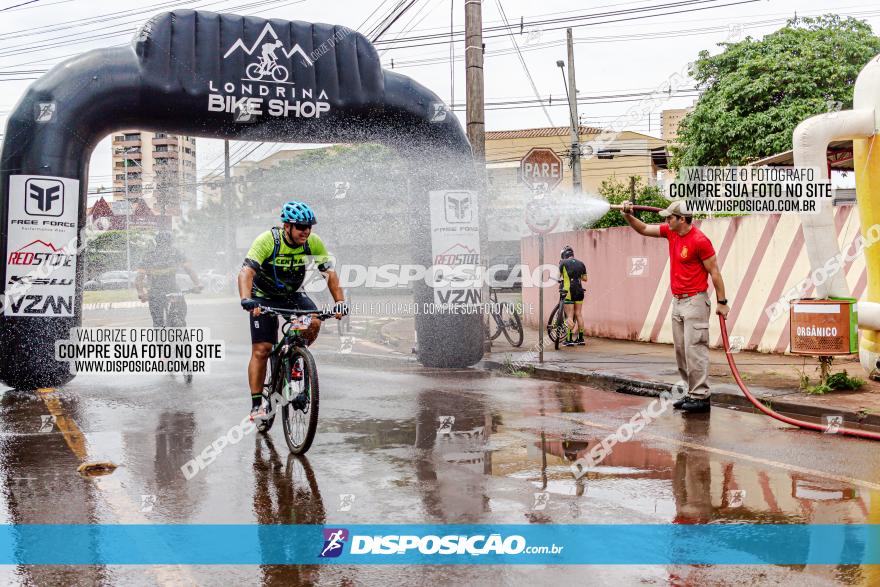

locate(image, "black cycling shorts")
(563, 288), (585, 304)
(249, 292), (318, 344)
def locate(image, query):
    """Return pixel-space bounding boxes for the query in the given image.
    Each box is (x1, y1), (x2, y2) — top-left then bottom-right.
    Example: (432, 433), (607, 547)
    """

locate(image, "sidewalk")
(380, 318), (880, 431)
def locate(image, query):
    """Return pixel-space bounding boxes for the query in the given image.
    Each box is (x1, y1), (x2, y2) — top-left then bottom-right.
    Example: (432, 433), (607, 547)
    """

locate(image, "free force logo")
(319, 528), (349, 558)
(25, 179), (64, 217)
(444, 192), (473, 224)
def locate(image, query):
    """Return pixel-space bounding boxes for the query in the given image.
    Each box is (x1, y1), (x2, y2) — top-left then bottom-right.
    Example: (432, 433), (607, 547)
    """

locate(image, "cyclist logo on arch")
(245, 40), (290, 82)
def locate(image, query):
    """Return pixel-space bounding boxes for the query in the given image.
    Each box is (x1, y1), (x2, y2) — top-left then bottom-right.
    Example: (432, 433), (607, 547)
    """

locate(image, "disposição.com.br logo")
(317, 528), (562, 559)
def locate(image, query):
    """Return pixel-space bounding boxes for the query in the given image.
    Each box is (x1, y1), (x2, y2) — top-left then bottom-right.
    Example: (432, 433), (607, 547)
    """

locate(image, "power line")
(494, 0), (566, 148)
(375, 0), (757, 47)
(1, 0), (42, 11)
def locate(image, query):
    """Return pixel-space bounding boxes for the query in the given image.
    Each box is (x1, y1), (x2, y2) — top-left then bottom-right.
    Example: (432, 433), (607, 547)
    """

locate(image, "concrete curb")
(357, 317), (880, 431)
(83, 297), (239, 311)
(479, 359), (880, 431)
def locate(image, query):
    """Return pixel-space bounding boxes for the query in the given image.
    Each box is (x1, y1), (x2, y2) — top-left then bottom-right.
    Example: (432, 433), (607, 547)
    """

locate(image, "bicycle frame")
(260, 307), (332, 401)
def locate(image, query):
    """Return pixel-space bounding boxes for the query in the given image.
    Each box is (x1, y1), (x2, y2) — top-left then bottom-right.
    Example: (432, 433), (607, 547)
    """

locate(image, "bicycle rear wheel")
(280, 346), (320, 454)
(500, 303), (524, 347)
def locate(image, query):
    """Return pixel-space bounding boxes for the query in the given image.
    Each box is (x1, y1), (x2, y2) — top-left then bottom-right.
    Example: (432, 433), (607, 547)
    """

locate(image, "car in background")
(487, 255), (523, 289)
(197, 269), (233, 294)
(83, 270), (136, 290)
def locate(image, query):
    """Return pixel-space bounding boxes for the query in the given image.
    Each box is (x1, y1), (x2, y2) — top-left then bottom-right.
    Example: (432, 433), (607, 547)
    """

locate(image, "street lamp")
(556, 54), (583, 192)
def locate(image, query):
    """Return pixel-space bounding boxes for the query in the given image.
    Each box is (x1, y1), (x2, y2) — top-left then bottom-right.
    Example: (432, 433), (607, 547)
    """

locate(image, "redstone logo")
(7, 240), (74, 267)
(434, 243), (480, 265)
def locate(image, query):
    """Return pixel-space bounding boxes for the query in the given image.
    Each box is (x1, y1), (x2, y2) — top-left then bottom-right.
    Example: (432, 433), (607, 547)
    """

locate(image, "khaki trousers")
(671, 291), (711, 399)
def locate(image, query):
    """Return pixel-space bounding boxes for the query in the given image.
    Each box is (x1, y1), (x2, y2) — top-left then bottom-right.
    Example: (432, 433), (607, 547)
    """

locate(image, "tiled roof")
(485, 126), (606, 140)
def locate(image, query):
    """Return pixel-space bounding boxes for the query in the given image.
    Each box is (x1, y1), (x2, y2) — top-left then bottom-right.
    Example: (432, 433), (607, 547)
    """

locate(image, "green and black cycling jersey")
(139, 247), (186, 294)
(243, 229), (333, 299)
(559, 257), (587, 297)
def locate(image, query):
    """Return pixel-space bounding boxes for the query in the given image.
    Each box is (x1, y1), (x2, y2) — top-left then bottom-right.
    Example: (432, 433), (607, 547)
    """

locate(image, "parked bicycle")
(255, 305), (333, 454)
(546, 280), (568, 351)
(487, 288), (523, 347)
(164, 287), (200, 383)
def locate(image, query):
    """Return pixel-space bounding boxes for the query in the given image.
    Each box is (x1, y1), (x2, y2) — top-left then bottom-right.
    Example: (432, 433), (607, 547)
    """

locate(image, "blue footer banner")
(0, 524), (877, 565)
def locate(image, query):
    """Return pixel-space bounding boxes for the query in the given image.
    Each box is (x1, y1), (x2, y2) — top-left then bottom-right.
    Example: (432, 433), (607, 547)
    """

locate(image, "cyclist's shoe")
(563, 340), (576, 347)
(291, 390), (309, 411)
(250, 400), (269, 422)
(576, 337), (586, 346)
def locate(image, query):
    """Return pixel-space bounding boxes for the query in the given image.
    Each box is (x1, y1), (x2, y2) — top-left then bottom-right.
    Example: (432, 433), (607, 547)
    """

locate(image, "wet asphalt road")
(2, 301), (880, 586)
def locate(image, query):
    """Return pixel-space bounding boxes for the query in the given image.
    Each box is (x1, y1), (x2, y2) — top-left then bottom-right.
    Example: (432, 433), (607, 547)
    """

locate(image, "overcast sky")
(1, 0), (878, 203)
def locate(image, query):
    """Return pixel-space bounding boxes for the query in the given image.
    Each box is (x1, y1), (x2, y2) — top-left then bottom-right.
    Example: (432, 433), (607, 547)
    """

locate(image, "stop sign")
(520, 148), (563, 191)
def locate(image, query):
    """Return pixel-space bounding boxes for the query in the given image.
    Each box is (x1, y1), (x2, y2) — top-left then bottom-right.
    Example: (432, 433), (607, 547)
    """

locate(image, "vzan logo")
(25, 179), (63, 217)
(207, 23), (330, 120)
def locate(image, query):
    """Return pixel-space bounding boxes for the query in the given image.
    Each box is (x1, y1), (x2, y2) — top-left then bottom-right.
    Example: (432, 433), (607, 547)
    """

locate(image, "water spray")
(607, 203), (880, 441)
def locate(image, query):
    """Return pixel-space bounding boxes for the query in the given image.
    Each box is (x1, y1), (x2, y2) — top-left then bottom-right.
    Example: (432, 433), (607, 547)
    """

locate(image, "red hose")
(616, 202), (880, 439)
(718, 316), (880, 440)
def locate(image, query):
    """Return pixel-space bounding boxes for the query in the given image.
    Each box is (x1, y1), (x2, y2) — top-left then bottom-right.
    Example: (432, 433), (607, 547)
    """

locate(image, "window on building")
(155, 145), (169, 152)
(115, 174), (125, 181)
(123, 133), (139, 141)
(154, 132), (167, 139)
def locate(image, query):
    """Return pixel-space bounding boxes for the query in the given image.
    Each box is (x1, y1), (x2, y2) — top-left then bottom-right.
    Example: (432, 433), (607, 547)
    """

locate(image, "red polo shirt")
(659, 223), (716, 295)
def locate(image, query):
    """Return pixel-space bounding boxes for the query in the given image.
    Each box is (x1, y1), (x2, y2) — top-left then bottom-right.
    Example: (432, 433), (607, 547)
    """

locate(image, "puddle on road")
(319, 382), (876, 531)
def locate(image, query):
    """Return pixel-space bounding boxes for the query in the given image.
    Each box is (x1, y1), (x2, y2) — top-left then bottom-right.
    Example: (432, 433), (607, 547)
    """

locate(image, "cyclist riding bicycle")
(135, 231), (203, 327)
(559, 245), (588, 347)
(260, 40), (283, 70)
(238, 200), (347, 422)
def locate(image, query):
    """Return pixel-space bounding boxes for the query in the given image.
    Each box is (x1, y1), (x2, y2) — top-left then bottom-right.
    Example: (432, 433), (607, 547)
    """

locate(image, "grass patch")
(83, 289), (139, 304)
(799, 367), (865, 395)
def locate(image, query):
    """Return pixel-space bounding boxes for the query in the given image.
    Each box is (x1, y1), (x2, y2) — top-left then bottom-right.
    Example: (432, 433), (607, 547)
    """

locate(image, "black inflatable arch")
(0, 10), (483, 389)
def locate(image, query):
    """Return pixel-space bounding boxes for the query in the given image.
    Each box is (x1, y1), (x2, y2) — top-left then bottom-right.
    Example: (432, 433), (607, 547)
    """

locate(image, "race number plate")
(289, 315), (312, 330)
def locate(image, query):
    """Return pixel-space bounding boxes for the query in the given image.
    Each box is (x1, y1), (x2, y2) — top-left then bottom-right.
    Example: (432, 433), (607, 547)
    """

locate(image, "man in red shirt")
(621, 200), (729, 413)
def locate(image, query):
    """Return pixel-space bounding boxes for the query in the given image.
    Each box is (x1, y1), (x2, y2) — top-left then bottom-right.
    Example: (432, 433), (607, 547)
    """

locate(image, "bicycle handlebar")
(165, 287), (202, 297)
(258, 306), (335, 320)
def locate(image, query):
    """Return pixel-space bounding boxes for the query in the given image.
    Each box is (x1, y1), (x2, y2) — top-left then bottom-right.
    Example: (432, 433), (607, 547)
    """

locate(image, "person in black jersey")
(559, 245), (588, 347)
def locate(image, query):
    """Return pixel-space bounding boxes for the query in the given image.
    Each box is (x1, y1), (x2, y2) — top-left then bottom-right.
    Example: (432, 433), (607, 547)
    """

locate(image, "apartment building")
(111, 131), (197, 217)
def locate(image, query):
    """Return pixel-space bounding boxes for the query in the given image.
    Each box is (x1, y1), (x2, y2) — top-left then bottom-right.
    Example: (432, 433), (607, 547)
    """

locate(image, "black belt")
(672, 291), (706, 299)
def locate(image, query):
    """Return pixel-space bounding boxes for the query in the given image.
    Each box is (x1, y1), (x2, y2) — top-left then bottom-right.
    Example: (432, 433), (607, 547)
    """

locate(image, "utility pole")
(223, 140), (232, 275)
(565, 28), (582, 193)
(464, 0), (485, 161)
(465, 0), (490, 353)
(556, 29), (583, 194)
(630, 175), (637, 217)
(123, 152), (130, 276)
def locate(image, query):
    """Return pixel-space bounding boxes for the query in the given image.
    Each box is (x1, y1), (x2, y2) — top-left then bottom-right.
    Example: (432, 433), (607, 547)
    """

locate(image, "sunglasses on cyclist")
(291, 223), (311, 231)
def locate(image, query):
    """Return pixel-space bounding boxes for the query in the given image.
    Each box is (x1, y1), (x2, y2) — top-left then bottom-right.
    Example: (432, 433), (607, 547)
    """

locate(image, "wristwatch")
(717, 299), (728, 305)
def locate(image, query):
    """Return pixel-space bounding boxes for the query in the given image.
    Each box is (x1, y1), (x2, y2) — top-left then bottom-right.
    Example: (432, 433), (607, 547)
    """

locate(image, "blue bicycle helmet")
(280, 200), (317, 225)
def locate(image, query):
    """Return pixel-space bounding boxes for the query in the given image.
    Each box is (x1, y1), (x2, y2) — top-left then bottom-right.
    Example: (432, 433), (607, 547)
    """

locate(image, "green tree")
(84, 229), (154, 278)
(672, 15), (880, 167)
(584, 176), (668, 229)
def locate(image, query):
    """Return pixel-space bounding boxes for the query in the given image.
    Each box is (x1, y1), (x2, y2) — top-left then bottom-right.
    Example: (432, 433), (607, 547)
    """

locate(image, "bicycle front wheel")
(547, 302), (562, 343)
(501, 303), (524, 347)
(488, 310), (504, 340)
(280, 346), (320, 454)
